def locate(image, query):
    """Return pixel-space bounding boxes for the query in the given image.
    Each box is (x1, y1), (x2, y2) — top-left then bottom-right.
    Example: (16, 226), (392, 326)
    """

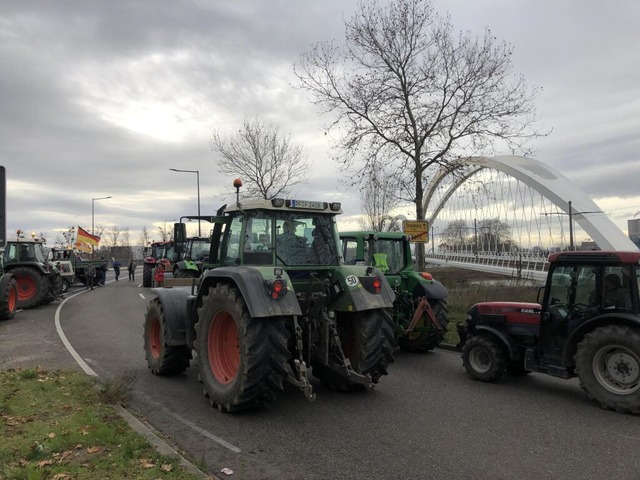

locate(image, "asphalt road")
(2, 275), (640, 479)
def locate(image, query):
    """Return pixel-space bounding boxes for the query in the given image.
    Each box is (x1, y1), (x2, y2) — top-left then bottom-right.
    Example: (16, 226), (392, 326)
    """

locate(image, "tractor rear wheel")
(142, 263), (153, 288)
(143, 297), (191, 375)
(575, 325), (640, 414)
(398, 299), (449, 352)
(11, 266), (49, 309)
(313, 309), (397, 391)
(0, 277), (18, 320)
(195, 284), (290, 412)
(462, 334), (507, 382)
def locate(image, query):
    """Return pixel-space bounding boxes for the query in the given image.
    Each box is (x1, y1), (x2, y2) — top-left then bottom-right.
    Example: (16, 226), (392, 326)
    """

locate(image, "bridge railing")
(424, 251), (550, 282)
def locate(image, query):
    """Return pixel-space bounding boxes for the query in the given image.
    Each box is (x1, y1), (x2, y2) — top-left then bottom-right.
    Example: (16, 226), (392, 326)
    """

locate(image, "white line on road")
(139, 293), (146, 300)
(54, 289), (99, 377)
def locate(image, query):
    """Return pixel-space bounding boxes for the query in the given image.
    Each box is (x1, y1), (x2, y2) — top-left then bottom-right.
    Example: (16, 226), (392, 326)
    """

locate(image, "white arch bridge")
(421, 155), (638, 281)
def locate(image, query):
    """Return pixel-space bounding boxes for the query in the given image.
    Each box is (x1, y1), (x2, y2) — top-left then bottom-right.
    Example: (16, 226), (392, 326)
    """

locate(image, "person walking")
(112, 258), (121, 281)
(98, 257), (107, 285)
(85, 263), (96, 290)
(128, 259), (136, 281)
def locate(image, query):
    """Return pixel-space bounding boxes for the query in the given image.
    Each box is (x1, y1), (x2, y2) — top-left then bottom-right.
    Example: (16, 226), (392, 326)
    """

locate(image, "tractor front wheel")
(575, 325), (640, 414)
(195, 284), (290, 412)
(143, 297), (191, 375)
(142, 263), (153, 288)
(0, 277), (18, 320)
(462, 334), (507, 382)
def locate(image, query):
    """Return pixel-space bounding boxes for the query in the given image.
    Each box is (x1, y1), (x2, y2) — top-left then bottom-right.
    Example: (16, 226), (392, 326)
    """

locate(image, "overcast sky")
(2, 0), (639, 246)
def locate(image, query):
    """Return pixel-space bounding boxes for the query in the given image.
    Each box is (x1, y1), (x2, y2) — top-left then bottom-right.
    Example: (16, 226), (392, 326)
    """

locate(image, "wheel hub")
(594, 345), (640, 394)
(469, 347), (491, 374)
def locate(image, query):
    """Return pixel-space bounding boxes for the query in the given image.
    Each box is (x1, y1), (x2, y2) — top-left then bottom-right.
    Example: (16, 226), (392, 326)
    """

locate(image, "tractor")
(1, 232), (64, 308)
(458, 250), (640, 414)
(143, 184), (398, 412)
(340, 231), (448, 352)
(172, 235), (211, 279)
(142, 240), (175, 287)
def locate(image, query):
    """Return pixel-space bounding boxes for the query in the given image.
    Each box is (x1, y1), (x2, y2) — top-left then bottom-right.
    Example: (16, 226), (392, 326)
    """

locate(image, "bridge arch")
(423, 155), (637, 251)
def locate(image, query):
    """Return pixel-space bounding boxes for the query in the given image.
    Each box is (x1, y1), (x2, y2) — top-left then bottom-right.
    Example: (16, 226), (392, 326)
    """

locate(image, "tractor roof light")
(233, 178), (243, 188)
(329, 202), (341, 211)
(271, 198), (285, 208)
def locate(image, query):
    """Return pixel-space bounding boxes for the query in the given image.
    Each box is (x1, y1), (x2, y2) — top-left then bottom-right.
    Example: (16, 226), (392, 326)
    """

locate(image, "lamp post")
(92, 196), (112, 256)
(170, 168), (200, 236)
(542, 200), (602, 251)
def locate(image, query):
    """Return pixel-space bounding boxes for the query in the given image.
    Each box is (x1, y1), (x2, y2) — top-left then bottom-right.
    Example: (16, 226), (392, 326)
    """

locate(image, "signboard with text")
(402, 220), (429, 243)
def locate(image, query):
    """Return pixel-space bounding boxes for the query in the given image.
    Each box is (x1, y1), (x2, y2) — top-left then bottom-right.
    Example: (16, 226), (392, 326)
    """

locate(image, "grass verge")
(0, 367), (204, 479)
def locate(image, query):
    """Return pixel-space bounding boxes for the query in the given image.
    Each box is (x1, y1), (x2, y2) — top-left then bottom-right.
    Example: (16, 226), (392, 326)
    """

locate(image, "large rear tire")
(195, 284), (290, 412)
(575, 325), (640, 414)
(462, 334), (507, 382)
(174, 268), (198, 279)
(11, 266), (49, 309)
(398, 299), (449, 352)
(143, 297), (191, 375)
(313, 309), (397, 391)
(142, 263), (153, 288)
(0, 277), (18, 320)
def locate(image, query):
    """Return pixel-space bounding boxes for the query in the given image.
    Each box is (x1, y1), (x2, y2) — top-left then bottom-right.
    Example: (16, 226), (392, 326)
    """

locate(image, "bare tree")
(359, 162), (400, 231)
(295, 0), (546, 268)
(211, 116), (311, 199)
(106, 226), (124, 247)
(139, 226), (151, 248)
(121, 227), (131, 247)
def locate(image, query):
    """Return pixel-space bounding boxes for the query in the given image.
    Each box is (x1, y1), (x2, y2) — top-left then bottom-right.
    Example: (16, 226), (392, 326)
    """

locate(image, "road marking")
(146, 398), (242, 453)
(139, 293), (146, 300)
(54, 290), (99, 377)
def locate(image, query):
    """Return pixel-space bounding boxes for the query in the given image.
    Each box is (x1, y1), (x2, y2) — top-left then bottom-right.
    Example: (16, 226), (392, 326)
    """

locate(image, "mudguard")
(151, 287), (192, 346)
(474, 325), (522, 361)
(199, 266), (303, 318)
(413, 279), (448, 301)
(330, 266), (395, 312)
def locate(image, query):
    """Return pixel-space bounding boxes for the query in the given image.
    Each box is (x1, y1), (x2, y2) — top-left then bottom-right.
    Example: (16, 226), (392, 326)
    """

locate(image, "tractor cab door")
(540, 264), (597, 362)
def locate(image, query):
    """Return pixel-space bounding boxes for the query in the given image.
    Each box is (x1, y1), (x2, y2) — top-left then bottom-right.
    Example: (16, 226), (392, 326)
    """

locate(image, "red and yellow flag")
(76, 226), (100, 249)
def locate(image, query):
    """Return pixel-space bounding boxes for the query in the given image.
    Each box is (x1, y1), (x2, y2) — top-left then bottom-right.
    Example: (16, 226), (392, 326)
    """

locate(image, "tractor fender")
(199, 266), (303, 318)
(413, 279), (448, 301)
(474, 325), (521, 361)
(562, 313), (640, 367)
(0, 272), (15, 301)
(151, 287), (192, 346)
(5, 262), (50, 276)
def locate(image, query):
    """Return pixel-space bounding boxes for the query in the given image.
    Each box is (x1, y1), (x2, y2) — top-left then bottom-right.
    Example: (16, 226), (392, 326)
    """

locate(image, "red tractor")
(142, 241), (175, 288)
(458, 251), (640, 414)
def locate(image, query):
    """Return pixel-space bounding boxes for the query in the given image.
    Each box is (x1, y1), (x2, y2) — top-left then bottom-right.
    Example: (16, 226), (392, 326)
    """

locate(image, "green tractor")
(340, 231), (449, 352)
(171, 217), (212, 279)
(143, 187), (398, 412)
(1, 232), (64, 309)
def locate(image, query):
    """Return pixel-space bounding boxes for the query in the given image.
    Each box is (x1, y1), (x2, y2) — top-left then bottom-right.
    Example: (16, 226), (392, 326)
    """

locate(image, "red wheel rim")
(16, 276), (37, 301)
(7, 286), (17, 313)
(149, 317), (162, 359)
(208, 311), (240, 384)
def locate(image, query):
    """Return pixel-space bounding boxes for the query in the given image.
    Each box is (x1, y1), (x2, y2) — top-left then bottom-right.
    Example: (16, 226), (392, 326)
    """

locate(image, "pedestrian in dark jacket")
(112, 258), (121, 281)
(98, 256), (107, 285)
(85, 263), (96, 290)
(128, 259), (136, 281)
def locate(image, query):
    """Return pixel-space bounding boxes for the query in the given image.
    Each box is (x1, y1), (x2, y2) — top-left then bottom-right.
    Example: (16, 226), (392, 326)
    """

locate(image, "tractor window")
(341, 238), (360, 265)
(221, 216), (243, 265)
(602, 266), (632, 311)
(371, 239), (405, 274)
(243, 213), (274, 265)
(275, 213), (339, 266)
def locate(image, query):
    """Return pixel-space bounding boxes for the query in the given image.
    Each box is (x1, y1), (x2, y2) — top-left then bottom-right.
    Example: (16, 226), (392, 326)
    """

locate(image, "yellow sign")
(403, 220), (429, 243)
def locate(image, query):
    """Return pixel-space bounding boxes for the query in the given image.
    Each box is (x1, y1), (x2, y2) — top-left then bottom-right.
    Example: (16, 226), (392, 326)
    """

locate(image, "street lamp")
(92, 196), (112, 256)
(542, 200), (602, 251)
(169, 168), (200, 236)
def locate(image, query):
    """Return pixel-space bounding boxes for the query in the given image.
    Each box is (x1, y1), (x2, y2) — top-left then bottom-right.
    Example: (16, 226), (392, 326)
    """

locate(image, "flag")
(76, 226), (100, 248)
